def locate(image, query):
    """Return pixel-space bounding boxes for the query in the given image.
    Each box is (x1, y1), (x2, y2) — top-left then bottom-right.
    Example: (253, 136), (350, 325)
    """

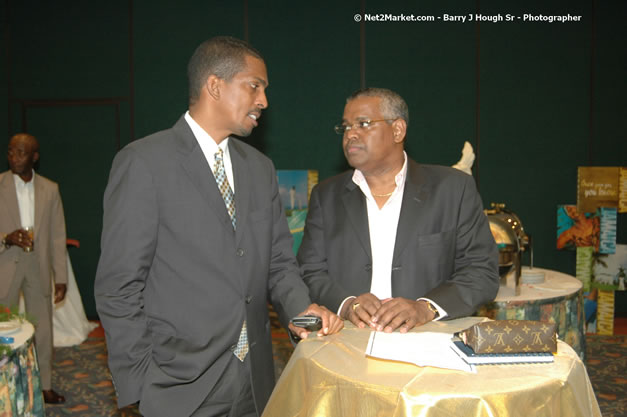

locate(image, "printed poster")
(598, 207), (617, 254)
(575, 246), (594, 292)
(620, 167), (627, 213)
(556, 205), (599, 252)
(592, 244), (627, 291)
(596, 290), (615, 336)
(277, 170), (318, 254)
(577, 167), (619, 214)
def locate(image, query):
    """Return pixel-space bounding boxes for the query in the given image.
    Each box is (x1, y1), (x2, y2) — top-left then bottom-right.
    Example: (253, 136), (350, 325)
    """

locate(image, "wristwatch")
(423, 300), (440, 319)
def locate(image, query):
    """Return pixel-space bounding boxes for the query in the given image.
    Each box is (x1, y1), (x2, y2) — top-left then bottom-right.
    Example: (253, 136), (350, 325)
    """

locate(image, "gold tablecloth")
(263, 317), (600, 417)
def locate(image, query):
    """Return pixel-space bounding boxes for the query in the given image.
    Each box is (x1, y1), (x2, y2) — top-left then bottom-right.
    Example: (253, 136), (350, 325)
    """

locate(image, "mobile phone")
(290, 315), (322, 331)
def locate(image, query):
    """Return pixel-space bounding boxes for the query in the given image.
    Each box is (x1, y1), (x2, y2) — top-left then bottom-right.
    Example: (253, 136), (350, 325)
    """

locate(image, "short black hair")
(187, 36), (264, 105)
(347, 87), (409, 127)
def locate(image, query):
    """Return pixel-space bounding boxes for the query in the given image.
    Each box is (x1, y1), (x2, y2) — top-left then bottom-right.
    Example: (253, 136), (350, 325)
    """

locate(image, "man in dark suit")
(94, 36), (342, 417)
(0, 133), (68, 404)
(297, 88), (499, 333)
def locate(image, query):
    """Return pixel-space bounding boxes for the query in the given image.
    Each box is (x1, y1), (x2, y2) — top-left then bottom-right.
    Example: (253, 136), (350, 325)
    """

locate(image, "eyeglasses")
(333, 119), (396, 135)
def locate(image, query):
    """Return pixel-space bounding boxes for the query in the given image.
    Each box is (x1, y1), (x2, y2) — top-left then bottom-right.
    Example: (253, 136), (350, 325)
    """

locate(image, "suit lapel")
(341, 177), (372, 261)
(0, 172), (21, 228)
(228, 140), (250, 247)
(175, 118), (233, 232)
(33, 174), (45, 237)
(393, 160), (429, 263)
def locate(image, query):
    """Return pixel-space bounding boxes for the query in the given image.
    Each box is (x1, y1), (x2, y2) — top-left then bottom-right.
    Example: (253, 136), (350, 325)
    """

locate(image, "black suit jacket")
(297, 159), (499, 318)
(95, 116), (311, 416)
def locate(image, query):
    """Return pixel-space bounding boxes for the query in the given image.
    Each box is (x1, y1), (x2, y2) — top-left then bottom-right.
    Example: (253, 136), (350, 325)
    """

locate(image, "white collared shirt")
(13, 171), (35, 228)
(184, 111), (235, 191)
(338, 152), (447, 320)
(352, 154), (407, 299)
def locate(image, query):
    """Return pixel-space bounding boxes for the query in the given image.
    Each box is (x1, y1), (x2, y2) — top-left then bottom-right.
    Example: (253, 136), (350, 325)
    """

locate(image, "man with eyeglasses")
(297, 87), (499, 332)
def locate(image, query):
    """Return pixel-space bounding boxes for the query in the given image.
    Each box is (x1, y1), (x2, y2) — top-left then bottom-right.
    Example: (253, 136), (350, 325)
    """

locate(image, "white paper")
(365, 331), (476, 373)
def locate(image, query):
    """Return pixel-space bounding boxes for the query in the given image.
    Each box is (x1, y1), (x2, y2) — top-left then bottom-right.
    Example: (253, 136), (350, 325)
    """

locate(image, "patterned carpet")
(44, 328), (625, 417)
(47, 336), (141, 417)
(585, 334), (627, 417)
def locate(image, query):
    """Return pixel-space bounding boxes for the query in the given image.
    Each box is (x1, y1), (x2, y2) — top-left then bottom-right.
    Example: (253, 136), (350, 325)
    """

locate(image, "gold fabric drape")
(263, 317), (600, 417)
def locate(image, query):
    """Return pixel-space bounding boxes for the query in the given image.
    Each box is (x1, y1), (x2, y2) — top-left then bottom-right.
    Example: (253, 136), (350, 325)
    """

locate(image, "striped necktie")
(214, 148), (236, 230)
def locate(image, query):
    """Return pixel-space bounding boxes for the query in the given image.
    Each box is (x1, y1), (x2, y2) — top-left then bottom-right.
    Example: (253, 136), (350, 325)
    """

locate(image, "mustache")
(344, 139), (363, 148)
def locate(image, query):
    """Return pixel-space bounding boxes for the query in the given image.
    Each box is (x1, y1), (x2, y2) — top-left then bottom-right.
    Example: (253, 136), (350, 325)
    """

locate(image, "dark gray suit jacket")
(94, 116), (311, 416)
(297, 159), (499, 318)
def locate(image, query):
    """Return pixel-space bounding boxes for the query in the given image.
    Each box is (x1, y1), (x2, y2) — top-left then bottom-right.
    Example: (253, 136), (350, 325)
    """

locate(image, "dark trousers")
(189, 352), (257, 417)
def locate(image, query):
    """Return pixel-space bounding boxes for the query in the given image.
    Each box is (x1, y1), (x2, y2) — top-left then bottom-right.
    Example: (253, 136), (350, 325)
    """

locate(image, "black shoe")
(43, 389), (65, 404)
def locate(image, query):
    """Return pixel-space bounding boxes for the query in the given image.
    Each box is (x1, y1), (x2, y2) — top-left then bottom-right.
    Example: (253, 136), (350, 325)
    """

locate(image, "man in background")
(95, 36), (342, 417)
(298, 88), (499, 332)
(0, 133), (68, 404)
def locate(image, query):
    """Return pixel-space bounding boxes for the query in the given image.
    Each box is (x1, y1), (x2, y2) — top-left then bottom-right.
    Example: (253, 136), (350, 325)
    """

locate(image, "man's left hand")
(54, 284), (67, 303)
(370, 298), (436, 333)
(288, 303), (344, 340)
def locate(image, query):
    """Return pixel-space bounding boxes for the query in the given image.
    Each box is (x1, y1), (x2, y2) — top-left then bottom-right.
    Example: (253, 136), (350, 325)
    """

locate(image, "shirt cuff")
(417, 298), (448, 321)
(337, 296), (356, 316)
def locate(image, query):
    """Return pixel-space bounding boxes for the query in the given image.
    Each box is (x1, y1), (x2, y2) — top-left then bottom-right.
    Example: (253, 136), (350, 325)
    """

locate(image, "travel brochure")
(559, 166), (626, 335)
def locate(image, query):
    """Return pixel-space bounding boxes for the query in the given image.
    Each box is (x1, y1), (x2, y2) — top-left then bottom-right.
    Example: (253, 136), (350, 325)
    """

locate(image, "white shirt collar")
(13, 170), (35, 187)
(184, 111), (229, 155)
(352, 151), (408, 199)
(184, 111), (236, 191)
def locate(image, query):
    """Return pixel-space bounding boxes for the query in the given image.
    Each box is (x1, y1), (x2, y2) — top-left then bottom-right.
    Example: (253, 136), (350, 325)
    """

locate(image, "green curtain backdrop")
(1, 0), (625, 319)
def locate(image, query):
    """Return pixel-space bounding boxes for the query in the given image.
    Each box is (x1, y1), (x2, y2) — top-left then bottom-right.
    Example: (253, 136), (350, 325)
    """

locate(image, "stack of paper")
(365, 331), (475, 373)
(365, 331), (556, 370)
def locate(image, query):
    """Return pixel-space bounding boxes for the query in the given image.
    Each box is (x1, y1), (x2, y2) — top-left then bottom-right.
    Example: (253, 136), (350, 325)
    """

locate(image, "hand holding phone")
(290, 315), (322, 332)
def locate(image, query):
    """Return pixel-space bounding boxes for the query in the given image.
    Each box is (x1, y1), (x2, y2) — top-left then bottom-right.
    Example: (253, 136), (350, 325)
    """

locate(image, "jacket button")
(245, 296), (253, 304)
(365, 264), (372, 271)
(236, 248), (245, 257)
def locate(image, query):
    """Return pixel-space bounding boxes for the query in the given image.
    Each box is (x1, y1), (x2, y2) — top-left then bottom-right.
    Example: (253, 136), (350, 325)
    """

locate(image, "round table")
(0, 321), (44, 416)
(475, 268), (585, 359)
(262, 318), (600, 417)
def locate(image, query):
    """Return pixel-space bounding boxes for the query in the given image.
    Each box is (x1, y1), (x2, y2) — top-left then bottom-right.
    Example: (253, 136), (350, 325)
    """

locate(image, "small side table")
(0, 321), (44, 416)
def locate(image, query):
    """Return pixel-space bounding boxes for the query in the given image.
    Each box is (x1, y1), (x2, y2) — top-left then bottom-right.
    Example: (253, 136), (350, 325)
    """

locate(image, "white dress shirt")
(353, 155), (407, 300)
(339, 152), (447, 320)
(184, 111), (235, 190)
(13, 171), (35, 228)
